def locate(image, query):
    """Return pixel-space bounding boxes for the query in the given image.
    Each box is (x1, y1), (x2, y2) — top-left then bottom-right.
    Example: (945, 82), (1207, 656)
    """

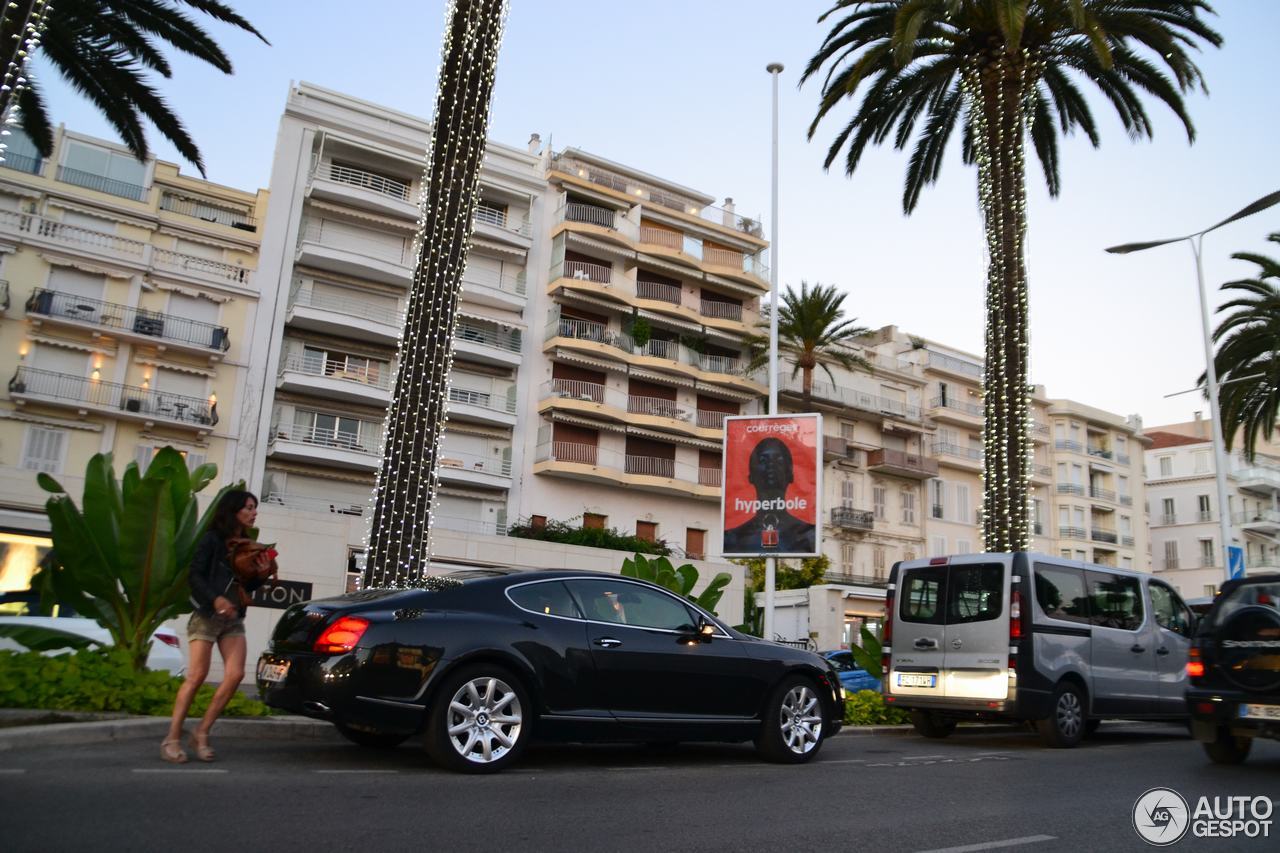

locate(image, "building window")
(930, 479), (945, 519)
(1122, 556), (1133, 569)
(903, 550), (916, 562)
(1164, 540), (1179, 570)
(873, 547), (886, 572)
(1197, 494), (1211, 520)
(135, 445), (206, 472)
(1158, 456), (1173, 476)
(684, 528), (705, 560)
(1060, 549), (1071, 559)
(1118, 475), (1129, 499)
(900, 487), (916, 524)
(1199, 539), (1215, 568)
(840, 543), (856, 574)
(840, 420), (856, 440)
(20, 426), (67, 474)
(873, 484), (886, 520)
(956, 484), (971, 524)
(1162, 498), (1175, 523)
(930, 535), (947, 557)
(1193, 451), (1210, 474)
(636, 521), (658, 543)
(530, 515), (547, 529)
(841, 478), (857, 508)
(1075, 549), (1087, 563)
(956, 540), (971, 555)
(583, 513), (606, 530)
(1203, 584), (1217, 597)
(346, 548), (366, 593)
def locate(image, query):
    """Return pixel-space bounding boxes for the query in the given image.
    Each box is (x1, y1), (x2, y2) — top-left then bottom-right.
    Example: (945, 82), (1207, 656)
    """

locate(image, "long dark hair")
(210, 489), (258, 540)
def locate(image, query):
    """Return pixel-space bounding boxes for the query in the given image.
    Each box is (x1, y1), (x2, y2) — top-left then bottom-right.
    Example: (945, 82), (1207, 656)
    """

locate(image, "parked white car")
(0, 592), (186, 675)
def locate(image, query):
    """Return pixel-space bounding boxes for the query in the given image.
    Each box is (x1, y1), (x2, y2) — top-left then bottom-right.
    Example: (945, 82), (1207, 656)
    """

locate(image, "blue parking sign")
(1228, 545), (1245, 580)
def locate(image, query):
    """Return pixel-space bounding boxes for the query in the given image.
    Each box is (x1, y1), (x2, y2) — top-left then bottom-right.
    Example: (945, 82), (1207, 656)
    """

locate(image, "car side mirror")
(698, 618), (716, 639)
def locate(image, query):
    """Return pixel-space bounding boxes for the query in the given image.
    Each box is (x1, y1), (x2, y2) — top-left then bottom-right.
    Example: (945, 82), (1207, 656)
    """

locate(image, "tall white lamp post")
(763, 61), (783, 639)
(1106, 189), (1280, 584)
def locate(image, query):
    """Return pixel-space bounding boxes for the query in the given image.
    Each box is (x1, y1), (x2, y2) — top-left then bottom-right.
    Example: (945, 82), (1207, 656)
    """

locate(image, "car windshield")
(1207, 581), (1280, 629)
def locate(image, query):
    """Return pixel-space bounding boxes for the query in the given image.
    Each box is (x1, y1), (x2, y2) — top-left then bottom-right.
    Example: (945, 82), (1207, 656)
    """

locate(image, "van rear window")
(900, 566), (944, 624)
(898, 563), (1003, 625)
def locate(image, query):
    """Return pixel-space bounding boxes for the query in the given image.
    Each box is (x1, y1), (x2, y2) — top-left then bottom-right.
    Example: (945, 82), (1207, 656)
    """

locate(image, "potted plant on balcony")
(627, 314), (651, 349)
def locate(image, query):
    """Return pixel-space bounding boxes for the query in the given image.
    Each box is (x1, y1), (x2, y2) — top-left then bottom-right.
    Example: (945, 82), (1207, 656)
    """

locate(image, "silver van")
(883, 553), (1196, 747)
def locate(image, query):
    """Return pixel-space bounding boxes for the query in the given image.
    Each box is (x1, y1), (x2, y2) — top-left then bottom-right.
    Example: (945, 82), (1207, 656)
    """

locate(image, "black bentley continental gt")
(257, 569), (843, 772)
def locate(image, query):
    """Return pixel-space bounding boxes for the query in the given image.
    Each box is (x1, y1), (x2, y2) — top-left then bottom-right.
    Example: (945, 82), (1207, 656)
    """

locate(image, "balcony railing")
(931, 504), (945, 519)
(263, 492), (368, 517)
(625, 455), (676, 478)
(554, 317), (610, 343)
(9, 366), (216, 426)
(697, 409), (730, 429)
(1235, 509), (1280, 526)
(548, 315), (757, 380)
(152, 248), (249, 285)
(474, 206), (531, 236)
(1200, 557), (1218, 569)
(456, 323), (521, 353)
(927, 350), (983, 378)
(1033, 521), (1044, 535)
(1116, 453), (1131, 465)
(547, 378), (606, 403)
(1058, 526), (1087, 540)
(702, 246), (744, 269)
(279, 355), (394, 391)
(1033, 421), (1050, 436)
(548, 441), (598, 465)
(326, 163), (411, 202)
(300, 219), (413, 266)
(1164, 558), (1180, 570)
(1122, 535), (1135, 546)
(866, 448), (938, 477)
(0, 151), (41, 174)
(1055, 440), (1083, 452)
(26, 288), (231, 352)
(1087, 447), (1113, 460)
(448, 386), (517, 415)
(929, 397), (983, 417)
(1089, 486), (1116, 502)
(695, 353), (742, 375)
(933, 442), (982, 461)
(464, 266), (527, 297)
(700, 299), (743, 321)
(1161, 513), (1178, 525)
(159, 192), (257, 231)
(638, 224), (683, 250)
(271, 422), (382, 456)
(560, 259), (612, 284)
(56, 165), (147, 201)
(628, 395), (687, 420)
(564, 201), (616, 229)
(777, 374), (921, 420)
(289, 284), (403, 326)
(698, 467), (722, 487)
(1056, 483), (1085, 496)
(1120, 495), (1133, 506)
(636, 279), (682, 305)
(1091, 528), (1119, 544)
(1034, 465), (1052, 478)
(832, 508), (875, 530)
(438, 448), (512, 478)
(1197, 510), (1214, 522)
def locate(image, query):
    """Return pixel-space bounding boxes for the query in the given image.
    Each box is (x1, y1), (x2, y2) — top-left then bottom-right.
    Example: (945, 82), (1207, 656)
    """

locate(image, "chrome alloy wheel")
(778, 684), (823, 754)
(1055, 690), (1083, 740)
(445, 676), (523, 764)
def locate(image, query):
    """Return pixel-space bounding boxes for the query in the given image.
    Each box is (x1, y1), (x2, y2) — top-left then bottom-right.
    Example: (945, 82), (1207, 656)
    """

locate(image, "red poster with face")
(720, 414), (822, 557)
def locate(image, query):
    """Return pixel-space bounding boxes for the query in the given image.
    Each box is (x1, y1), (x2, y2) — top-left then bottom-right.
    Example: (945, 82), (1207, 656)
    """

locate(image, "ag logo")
(1133, 787), (1190, 845)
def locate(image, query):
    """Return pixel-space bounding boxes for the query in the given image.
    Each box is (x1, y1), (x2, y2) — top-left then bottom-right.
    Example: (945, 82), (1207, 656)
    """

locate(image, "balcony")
(1087, 447), (1113, 461)
(1088, 486), (1117, 502)
(777, 374), (921, 421)
(296, 218), (413, 286)
(326, 163), (411, 201)
(926, 350), (982, 379)
(698, 467), (722, 487)
(454, 322), (522, 367)
(1056, 483), (1084, 496)
(1235, 463), (1280, 495)
(558, 259), (612, 285)
(533, 441), (715, 499)
(448, 385), (517, 427)
(1122, 535), (1135, 547)
(286, 285), (403, 345)
(268, 422), (382, 470)
(929, 396), (983, 422)
(56, 165), (146, 201)
(1055, 440), (1083, 453)
(473, 205), (532, 247)
(625, 455), (676, 478)
(1, 151), (41, 175)
(277, 355), (393, 406)
(310, 162), (416, 219)
(547, 378), (606, 404)
(1120, 494), (1133, 506)
(461, 265), (526, 310)
(1058, 526), (1087, 540)
(865, 448), (938, 480)
(159, 192), (257, 231)
(636, 279), (682, 305)
(1235, 509), (1280, 535)
(831, 507), (875, 531)
(437, 448), (513, 489)
(933, 442), (982, 464)
(1091, 528), (1119, 544)
(697, 410), (730, 430)
(546, 441), (598, 466)
(638, 224), (684, 252)
(1161, 513), (1178, 526)
(700, 299), (743, 322)
(9, 366), (216, 433)
(1033, 464), (1052, 479)
(27, 289), (231, 357)
(627, 395), (689, 421)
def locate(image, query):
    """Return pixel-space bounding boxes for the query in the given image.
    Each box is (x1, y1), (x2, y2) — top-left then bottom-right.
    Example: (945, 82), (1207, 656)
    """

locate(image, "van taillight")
(1186, 647), (1205, 680)
(1009, 589), (1024, 640)
(313, 616), (369, 654)
(882, 585), (895, 681)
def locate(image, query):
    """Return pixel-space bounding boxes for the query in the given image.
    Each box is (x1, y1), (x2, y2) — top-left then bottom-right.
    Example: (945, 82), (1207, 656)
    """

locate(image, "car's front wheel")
(335, 723), (410, 749)
(425, 664), (530, 773)
(1203, 727), (1252, 765)
(755, 675), (827, 763)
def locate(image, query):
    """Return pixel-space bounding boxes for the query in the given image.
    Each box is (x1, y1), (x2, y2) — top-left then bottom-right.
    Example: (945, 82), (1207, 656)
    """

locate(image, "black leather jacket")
(188, 530), (264, 618)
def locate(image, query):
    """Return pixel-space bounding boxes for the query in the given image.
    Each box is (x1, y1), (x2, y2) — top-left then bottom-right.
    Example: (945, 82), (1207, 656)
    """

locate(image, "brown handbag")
(226, 538), (279, 609)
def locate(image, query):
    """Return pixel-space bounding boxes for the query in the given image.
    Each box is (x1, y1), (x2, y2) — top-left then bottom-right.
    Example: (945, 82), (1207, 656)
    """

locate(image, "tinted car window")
(507, 581), (582, 619)
(1206, 581), (1280, 630)
(826, 652), (854, 672)
(1086, 572), (1143, 631)
(899, 566), (945, 624)
(947, 564), (1003, 624)
(1148, 580), (1193, 637)
(567, 580), (695, 631)
(1034, 566), (1090, 624)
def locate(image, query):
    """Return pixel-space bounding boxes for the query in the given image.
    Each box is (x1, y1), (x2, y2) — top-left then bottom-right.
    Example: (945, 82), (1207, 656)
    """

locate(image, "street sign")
(720, 413), (822, 558)
(1228, 545), (1245, 580)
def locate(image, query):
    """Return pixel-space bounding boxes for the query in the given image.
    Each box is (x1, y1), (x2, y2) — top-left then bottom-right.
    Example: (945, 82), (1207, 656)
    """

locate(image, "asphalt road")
(2, 722), (1278, 853)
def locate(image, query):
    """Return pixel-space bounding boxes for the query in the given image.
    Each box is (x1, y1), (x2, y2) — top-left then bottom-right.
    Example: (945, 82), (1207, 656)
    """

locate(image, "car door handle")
(593, 637), (621, 648)
(1156, 647), (1170, 656)
(1130, 644), (1146, 654)
(913, 638), (939, 650)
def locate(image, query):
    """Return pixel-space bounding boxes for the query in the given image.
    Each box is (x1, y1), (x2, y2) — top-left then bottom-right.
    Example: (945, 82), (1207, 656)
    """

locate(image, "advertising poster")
(720, 413), (822, 557)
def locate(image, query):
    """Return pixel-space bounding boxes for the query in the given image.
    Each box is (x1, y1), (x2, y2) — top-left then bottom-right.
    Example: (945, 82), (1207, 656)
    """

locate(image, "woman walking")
(161, 489), (271, 762)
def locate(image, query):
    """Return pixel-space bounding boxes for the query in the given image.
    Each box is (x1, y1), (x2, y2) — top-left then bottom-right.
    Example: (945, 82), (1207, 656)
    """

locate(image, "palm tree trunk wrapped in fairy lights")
(365, 0), (509, 588)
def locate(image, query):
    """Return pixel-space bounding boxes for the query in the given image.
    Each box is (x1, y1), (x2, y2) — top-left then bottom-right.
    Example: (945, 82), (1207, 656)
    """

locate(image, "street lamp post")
(763, 61), (783, 640)
(1106, 189), (1280, 585)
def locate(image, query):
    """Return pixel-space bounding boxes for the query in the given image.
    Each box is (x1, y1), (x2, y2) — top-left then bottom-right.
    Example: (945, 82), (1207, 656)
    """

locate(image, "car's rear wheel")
(425, 664), (529, 774)
(335, 723), (410, 749)
(1036, 682), (1085, 748)
(910, 710), (957, 739)
(755, 675), (826, 763)
(1203, 726), (1252, 765)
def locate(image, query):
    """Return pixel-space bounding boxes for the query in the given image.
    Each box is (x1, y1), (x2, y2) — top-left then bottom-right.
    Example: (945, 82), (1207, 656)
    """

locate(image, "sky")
(31, 0), (1280, 430)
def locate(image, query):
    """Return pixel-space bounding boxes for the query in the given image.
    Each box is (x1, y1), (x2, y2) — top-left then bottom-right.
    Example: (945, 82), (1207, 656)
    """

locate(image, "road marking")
(132, 768), (228, 774)
(974, 751), (1012, 756)
(607, 766), (664, 771)
(820, 758), (867, 764)
(0, 768), (27, 774)
(314, 769), (400, 774)
(915, 834), (1056, 853)
(907, 754), (947, 760)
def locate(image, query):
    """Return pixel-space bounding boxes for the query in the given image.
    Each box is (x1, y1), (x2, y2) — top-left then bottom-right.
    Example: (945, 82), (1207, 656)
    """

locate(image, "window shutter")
(21, 427), (67, 474)
(135, 445), (154, 472)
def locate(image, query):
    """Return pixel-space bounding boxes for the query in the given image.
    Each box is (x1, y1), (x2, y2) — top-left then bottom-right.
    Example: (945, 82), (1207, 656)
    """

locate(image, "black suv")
(1186, 574), (1280, 764)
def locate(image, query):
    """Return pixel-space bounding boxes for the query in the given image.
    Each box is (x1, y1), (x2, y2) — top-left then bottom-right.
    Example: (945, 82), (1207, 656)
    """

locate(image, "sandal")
(190, 731), (216, 762)
(161, 737), (188, 764)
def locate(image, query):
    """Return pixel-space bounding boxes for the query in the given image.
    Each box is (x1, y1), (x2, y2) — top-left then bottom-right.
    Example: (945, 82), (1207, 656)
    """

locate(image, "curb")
(0, 714), (337, 752)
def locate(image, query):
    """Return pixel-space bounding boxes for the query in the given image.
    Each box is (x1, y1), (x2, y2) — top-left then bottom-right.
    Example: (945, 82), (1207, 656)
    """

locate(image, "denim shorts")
(187, 610), (246, 644)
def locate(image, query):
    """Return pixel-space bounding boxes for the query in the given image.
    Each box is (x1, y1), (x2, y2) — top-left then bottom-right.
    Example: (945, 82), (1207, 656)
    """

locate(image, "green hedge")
(843, 689), (911, 726)
(0, 649), (274, 717)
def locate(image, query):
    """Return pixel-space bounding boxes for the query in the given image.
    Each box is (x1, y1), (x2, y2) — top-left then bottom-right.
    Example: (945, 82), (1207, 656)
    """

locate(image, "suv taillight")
(313, 616), (369, 654)
(1186, 646), (1205, 680)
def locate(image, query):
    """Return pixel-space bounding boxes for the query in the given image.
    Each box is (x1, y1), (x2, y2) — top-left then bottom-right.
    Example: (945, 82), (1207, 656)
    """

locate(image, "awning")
(444, 422), (510, 440)
(308, 198), (415, 232)
(629, 367), (695, 389)
(635, 254), (699, 279)
(703, 326), (746, 346)
(548, 411), (626, 433)
(704, 273), (764, 298)
(39, 253), (134, 279)
(29, 333), (115, 356)
(565, 231), (635, 261)
(0, 408), (102, 432)
(471, 237), (526, 260)
(550, 348), (621, 372)
(638, 308), (701, 334)
(153, 282), (232, 303)
(137, 357), (215, 378)
(626, 425), (720, 450)
(553, 288), (626, 312)
(694, 383), (758, 403)
(457, 309), (523, 329)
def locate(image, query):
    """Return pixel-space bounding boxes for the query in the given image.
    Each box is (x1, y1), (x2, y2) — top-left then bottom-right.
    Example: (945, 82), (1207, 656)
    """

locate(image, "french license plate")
(897, 673), (937, 688)
(1240, 703), (1280, 721)
(258, 660), (289, 683)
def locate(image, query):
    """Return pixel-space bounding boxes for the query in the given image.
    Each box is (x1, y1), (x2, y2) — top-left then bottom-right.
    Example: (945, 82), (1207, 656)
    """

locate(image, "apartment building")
(523, 147), (769, 560)
(1145, 415), (1280, 597)
(0, 127), (267, 592)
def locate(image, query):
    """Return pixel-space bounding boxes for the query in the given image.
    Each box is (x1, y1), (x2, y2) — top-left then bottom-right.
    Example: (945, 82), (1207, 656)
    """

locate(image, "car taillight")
(1186, 647), (1205, 680)
(155, 633), (180, 648)
(313, 616), (369, 654)
(1009, 588), (1024, 640)
(881, 584), (895, 681)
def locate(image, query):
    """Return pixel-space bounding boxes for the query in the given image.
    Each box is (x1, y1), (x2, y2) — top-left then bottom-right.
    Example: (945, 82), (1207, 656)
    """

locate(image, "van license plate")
(897, 673), (937, 688)
(1240, 703), (1280, 721)
(258, 661), (289, 683)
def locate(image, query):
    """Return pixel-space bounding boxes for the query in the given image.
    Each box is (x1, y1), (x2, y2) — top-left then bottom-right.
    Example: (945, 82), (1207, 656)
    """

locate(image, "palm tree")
(802, 1), (1221, 551)
(1, 0), (267, 176)
(1208, 233), (1280, 461)
(751, 281), (872, 402)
